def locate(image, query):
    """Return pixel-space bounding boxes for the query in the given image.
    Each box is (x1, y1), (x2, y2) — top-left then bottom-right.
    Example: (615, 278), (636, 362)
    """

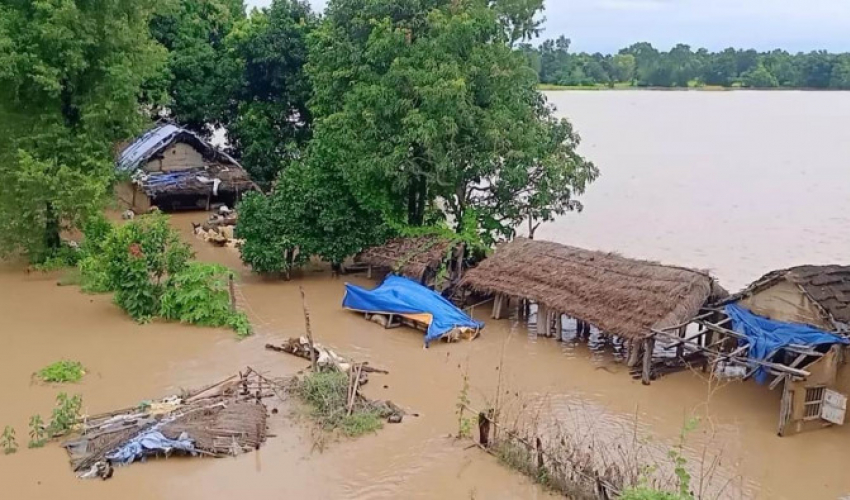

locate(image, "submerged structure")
(460, 238), (726, 383)
(700, 265), (850, 436)
(343, 275), (483, 346)
(356, 235), (464, 288)
(115, 124), (257, 212)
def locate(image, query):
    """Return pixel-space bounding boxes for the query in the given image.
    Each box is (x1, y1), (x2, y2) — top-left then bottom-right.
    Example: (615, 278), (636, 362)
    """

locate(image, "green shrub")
(1, 426), (17, 455)
(297, 371), (382, 437)
(36, 360), (85, 383)
(160, 263), (252, 337)
(47, 393), (82, 438)
(620, 486), (690, 500)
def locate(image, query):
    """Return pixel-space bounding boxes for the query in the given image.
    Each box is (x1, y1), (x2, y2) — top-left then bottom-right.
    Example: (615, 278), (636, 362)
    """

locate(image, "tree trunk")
(44, 202), (61, 253)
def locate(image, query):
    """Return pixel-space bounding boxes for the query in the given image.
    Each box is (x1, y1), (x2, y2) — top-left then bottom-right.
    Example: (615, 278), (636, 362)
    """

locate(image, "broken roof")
(726, 265), (850, 330)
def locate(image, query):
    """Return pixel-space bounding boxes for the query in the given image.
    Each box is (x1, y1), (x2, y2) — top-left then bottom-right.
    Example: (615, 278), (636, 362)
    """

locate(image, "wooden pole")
(228, 274), (236, 312)
(675, 326), (686, 359)
(642, 336), (655, 385)
(299, 286), (317, 372)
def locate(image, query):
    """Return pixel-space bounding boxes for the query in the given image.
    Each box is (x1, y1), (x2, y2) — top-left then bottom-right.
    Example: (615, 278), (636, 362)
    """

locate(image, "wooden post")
(536, 303), (549, 337)
(299, 286), (318, 372)
(676, 326), (686, 359)
(642, 336), (655, 385)
(366, 265), (372, 279)
(626, 339), (642, 367)
(554, 313), (562, 340)
(778, 375), (791, 437)
(492, 294), (505, 320)
(228, 274), (236, 312)
(478, 411), (492, 448)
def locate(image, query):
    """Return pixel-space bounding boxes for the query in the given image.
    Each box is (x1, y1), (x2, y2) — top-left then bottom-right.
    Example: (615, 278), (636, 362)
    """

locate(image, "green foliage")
(28, 415), (47, 449)
(306, 0), (595, 243)
(36, 361), (86, 384)
(1, 426), (17, 455)
(0, 0), (166, 262)
(47, 393), (83, 438)
(456, 371), (473, 439)
(160, 263), (253, 337)
(30, 243), (82, 272)
(619, 486), (690, 500)
(218, 0), (316, 186)
(149, 0), (245, 132)
(97, 213), (193, 321)
(530, 38), (850, 90)
(235, 191), (297, 275)
(296, 371), (383, 437)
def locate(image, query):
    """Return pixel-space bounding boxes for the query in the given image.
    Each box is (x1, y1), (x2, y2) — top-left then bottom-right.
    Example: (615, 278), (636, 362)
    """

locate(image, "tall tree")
(220, 0), (315, 187)
(307, 0), (596, 241)
(149, 0), (246, 132)
(0, 0), (166, 262)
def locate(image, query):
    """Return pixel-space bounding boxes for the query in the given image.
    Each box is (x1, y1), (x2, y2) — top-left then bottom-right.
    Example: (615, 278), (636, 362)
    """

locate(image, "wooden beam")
(642, 336), (655, 385)
(663, 328), (709, 350)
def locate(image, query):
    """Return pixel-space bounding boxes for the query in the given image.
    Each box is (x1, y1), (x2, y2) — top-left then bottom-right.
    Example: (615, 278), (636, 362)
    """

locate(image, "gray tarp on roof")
(117, 124), (183, 173)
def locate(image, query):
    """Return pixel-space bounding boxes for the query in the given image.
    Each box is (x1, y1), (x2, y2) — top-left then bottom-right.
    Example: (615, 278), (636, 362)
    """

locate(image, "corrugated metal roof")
(116, 124), (183, 173)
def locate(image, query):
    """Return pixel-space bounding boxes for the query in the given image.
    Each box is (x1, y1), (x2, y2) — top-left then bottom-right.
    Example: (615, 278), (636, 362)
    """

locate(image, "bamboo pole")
(642, 336), (655, 385)
(299, 286), (317, 372)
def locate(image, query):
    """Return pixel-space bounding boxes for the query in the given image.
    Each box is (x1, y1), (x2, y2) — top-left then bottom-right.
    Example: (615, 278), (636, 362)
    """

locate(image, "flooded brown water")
(2, 91), (850, 499)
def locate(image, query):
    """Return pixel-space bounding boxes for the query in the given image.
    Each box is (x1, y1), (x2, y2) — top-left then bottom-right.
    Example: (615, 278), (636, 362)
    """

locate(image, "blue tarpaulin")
(725, 303), (849, 383)
(343, 275), (484, 346)
(106, 429), (196, 465)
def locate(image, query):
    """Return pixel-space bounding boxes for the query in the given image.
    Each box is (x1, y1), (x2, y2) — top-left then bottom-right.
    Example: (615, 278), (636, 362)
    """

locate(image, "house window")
(804, 386), (826, 420)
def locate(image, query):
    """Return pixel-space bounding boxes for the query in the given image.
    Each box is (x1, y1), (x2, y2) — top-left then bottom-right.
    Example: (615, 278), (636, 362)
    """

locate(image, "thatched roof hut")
(460, 238), (726, 340)
(357, 236), (454, 282)
(722, 265), (850, 332)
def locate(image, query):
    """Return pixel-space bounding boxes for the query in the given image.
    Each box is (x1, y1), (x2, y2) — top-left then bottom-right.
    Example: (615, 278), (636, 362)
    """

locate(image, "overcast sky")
(245, 0), (850, 53)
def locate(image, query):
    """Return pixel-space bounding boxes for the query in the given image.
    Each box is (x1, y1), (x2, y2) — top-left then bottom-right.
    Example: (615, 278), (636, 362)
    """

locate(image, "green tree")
(149, 0), (246, 132)
(829, 55), (850, 89)
(609, 53), (636, 84)
(307, 0), (595, 242)
(0, 0), (166, 263)
(219, 0), (316, 186)
(743, 63), (779, 88)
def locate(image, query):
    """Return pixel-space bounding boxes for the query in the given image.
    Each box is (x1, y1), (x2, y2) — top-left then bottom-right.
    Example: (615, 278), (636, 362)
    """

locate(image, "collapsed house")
(115, 124), (257, 212)
(459, 238), (727, 383)
(683, 265), (850, 436)
(356, 236), (465, 288)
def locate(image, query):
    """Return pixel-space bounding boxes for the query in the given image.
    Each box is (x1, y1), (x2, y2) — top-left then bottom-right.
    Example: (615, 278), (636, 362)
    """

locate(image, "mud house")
(115, 124), (257, 212)
(459, 238), (727, 384)
(357, 235), (466, 289)
(706, 266), (850, 436)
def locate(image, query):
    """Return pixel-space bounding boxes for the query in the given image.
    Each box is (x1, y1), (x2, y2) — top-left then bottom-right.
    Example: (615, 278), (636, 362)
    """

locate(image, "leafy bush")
(36, 360), (86, 383)
(1, 426), (17, 455)
(620, 487), (690, 500)
(47, 393), (82, 438)
(160, 263), (252, 337)
(297, 371), (382, 437)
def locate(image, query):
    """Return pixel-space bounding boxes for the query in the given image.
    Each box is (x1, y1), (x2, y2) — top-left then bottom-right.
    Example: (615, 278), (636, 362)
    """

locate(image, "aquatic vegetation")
(36, 360), (86, 383)
(1, 426), (17, 455)
(48, 393), (83, 438)
(296, 371), (383, 438)
(28, 415), (47, 449)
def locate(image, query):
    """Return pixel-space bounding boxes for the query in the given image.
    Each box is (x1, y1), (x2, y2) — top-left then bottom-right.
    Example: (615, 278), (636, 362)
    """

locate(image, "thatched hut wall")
(358, 236), (454, 282)
(460, 238), (725, 340)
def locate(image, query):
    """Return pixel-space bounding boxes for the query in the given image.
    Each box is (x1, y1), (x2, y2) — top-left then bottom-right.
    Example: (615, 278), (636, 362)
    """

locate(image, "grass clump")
(36, 360), (86, 383)
(296, 370), (383, 437)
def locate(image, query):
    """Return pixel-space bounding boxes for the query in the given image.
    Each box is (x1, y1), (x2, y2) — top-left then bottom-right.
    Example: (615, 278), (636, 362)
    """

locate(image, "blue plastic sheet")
(725, 303), (848, 383)
(106, 429), (196, 465)
(343, 275), (484, 346)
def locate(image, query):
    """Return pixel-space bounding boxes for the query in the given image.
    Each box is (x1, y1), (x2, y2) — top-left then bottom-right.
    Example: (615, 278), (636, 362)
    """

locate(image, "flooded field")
(2, 91), (850, 499)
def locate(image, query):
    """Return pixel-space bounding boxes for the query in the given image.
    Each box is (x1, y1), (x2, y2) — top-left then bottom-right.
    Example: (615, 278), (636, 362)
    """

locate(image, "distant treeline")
(520, 37), (850, 89)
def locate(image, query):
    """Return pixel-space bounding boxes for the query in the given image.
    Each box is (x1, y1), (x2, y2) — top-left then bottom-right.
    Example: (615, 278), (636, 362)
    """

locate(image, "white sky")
(245, 0), (850, 53)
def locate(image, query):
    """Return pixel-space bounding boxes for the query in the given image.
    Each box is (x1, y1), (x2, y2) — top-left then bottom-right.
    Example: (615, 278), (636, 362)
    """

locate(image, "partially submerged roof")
(358, 236), (454, 281)
(726, 265), (850, 330)
(460, 238), (726, 340)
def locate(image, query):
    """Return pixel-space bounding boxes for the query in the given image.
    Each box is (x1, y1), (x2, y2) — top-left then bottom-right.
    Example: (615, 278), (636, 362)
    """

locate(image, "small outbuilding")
(460, 238), (727, 383)
(708, 265), (850, 435)
(357, 235), (464, 288)
(115, 124), (257, 212)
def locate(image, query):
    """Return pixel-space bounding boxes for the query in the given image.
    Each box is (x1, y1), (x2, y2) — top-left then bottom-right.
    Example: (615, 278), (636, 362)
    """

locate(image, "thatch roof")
(460, 238), (726, 340)
(358, 236), (453, 280)
(725, 265), (850, 329)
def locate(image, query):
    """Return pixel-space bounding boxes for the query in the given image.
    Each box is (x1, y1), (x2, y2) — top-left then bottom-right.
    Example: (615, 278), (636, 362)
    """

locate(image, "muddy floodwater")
(2, 91), (850, 499)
